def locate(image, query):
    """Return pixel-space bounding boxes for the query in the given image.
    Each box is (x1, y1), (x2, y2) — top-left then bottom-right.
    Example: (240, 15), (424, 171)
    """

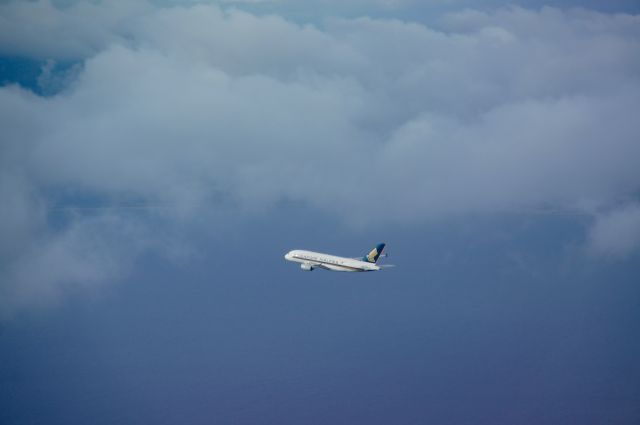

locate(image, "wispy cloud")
(588, 204), (640, 259)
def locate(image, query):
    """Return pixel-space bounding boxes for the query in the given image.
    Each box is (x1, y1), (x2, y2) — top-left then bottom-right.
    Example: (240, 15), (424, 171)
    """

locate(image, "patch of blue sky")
(0, 56), (80, 96)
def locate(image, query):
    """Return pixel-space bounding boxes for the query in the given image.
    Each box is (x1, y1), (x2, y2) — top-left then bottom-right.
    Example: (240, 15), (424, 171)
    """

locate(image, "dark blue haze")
(1, 209), (639, 425)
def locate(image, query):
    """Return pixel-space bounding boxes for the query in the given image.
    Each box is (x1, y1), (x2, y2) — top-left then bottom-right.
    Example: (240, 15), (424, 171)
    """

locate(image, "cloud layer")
(1, 1), (639, 315)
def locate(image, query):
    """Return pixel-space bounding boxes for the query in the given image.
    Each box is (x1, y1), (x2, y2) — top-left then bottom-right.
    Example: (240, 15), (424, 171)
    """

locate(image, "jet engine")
(300, 263), (314, 271)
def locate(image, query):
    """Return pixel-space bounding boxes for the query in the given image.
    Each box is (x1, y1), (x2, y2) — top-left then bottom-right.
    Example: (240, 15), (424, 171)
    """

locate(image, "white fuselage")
(284, 250), (380, 272)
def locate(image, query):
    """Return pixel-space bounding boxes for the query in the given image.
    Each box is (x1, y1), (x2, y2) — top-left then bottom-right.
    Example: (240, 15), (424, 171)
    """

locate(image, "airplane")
(284, 243), (392, 272)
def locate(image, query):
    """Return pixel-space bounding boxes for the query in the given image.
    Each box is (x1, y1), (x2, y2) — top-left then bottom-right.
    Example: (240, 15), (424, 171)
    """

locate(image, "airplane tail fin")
(362, 243), (385, 263)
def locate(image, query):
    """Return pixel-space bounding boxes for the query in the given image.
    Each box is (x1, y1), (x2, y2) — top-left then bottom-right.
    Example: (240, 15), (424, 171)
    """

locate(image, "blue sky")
(1, 1), (640, 424)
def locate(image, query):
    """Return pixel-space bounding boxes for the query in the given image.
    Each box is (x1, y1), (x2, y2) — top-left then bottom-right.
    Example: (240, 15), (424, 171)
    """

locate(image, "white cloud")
(0, 0), (154, 60)
(1, 1), (639, 315)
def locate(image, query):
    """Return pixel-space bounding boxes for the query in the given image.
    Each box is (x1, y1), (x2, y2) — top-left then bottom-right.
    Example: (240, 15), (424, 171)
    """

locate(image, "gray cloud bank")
(1, 1), (639, 316)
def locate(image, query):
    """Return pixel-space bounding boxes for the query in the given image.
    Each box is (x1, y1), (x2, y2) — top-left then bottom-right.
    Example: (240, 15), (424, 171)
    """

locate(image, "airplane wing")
(306, 260), (330, 270)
